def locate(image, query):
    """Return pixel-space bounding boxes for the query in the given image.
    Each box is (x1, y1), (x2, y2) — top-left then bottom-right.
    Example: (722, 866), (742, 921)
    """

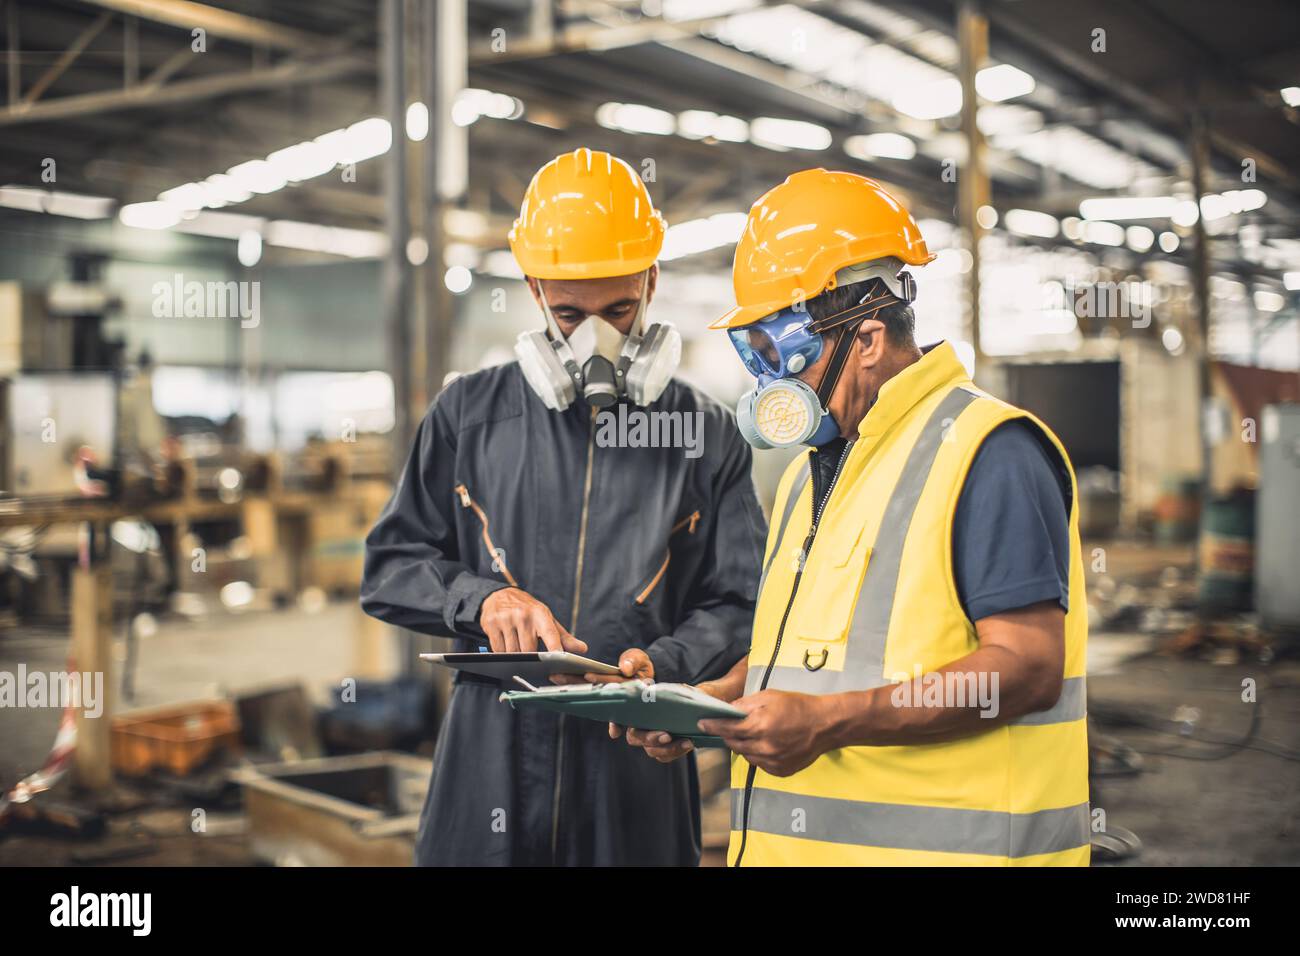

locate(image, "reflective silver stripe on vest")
(1012, 675), (1087, 725)
(735, 788), (1090, 859)
(762, 386), (979, 695)
(757, 457), (811, 597)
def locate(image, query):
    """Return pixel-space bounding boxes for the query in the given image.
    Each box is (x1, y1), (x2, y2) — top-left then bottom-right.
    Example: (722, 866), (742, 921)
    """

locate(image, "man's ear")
(855, 318), (889, 367)
(525, 276), (543, 306)
(644, 264), (658, 304)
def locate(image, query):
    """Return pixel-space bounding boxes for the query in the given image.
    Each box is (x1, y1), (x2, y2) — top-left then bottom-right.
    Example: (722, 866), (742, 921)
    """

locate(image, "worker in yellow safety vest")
(618, 169), (1090, 866)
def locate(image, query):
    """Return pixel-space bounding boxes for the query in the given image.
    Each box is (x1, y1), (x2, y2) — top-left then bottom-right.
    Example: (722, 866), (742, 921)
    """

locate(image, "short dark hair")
(805, 278), (915, 348)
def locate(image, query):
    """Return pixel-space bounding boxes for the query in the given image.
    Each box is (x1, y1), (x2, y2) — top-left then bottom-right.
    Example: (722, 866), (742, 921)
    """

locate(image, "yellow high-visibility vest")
(729, 342), (1090, 866)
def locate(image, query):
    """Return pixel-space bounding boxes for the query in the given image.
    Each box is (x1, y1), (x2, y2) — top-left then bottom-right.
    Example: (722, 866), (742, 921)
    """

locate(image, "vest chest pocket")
(790, 520), (870, 655)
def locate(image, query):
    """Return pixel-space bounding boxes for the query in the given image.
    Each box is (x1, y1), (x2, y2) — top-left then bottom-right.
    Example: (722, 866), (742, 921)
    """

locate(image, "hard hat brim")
(515, 252), (659, 282)
(711, 247), (937, 329)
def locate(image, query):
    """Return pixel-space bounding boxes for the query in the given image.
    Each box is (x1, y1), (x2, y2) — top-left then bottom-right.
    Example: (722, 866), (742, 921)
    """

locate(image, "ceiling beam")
(21, 10), (113, 106)
(75, 0), (324, 52)
(0, 54), (371, 127)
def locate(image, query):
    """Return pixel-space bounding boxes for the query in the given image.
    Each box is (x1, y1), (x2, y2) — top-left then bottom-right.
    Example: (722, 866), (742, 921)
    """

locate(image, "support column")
(381, 0), (412, 476)
(1189, 96), (1215, 542)
(422, 0), (468, 404)
(71, 533), (113, 791)
(957, 0), (989, 368)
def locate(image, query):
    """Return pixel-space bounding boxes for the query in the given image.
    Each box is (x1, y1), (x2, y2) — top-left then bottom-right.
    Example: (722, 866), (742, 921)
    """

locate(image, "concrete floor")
(2, 541), (1297, 866)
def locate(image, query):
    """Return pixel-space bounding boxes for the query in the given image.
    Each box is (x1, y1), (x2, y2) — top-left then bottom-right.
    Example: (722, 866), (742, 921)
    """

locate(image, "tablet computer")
(419, 651), (621, 685)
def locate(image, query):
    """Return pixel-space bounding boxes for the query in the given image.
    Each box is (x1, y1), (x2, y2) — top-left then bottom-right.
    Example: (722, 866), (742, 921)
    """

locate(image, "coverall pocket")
(633, 509), (701, 605)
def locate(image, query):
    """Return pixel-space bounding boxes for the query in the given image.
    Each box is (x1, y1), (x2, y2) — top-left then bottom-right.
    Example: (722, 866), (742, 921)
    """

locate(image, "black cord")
(1090, 695), (1300, 762)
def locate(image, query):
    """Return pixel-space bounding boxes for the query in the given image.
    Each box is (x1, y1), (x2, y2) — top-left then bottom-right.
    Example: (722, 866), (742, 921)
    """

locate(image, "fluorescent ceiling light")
(844, 133), (915, 161)
(173, 210), (266, 240)
(406, 102), (429, 141)
(1282, 86), (1300, 107)
(976, 64), (1035, 102)
(750, 117), (831, 151)
(891, 64), (1034, 119)
(1004, 208), (1059, 239)
(226, 160), (286, 195)
(677, 110), (749, 143)
(481, 249), (524, 279)
(978, 103), (1043, 137)
(330, 117), (393, 163)
(1254, 289), (1284, 312)
(1080, 220), (1124, 246)
(444, 265), (473, 294)
(201, 173), (252, 207)
(660, 211), (748, 260)
(0, 185), (48, 212)
(158, 183), (208, 211)
(596, 102), (676, 136)
(267, 141), (336, 182)
(1079, 196), (1177, 220)
(452, 89), (523, 127)
(1125, 225), (1155, 252)
(237, 231), (262, 268)
(48, 192), (114, 219)
(0, 186), (114, 219)
(265, 219), (388, 258)
(893, 78), (962, 120)
(120, 201), (182, 230)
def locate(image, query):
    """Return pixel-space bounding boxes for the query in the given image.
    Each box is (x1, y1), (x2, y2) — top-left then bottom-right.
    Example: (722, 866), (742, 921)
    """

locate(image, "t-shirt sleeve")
(951, 419), (1072, 622)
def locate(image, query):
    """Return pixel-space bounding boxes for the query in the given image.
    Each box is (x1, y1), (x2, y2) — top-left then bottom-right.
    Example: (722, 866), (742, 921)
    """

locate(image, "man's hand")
(479, 587), (586, 654)
(611, 671), (723, 763)
(698, 690), (832, 777)
(619, 725), (696, 762)
(553, 647), (653, 686)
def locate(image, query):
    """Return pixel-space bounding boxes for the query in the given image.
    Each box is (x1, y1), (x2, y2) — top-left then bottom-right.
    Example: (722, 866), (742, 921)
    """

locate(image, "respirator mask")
(730, 258), (916, 449)
(515, 275), (681, 411)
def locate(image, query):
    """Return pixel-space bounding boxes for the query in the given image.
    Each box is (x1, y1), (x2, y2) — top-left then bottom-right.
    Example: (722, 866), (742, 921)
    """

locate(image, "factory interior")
(0, 0), (1298, 875)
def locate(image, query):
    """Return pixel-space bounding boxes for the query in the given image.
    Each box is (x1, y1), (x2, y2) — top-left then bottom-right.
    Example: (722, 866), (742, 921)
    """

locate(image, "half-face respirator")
(729, 260), (916, 449)
(515, 276), (681, 411)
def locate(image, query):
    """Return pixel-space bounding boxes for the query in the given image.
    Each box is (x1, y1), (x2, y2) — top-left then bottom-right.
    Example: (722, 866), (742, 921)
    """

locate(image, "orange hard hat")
(509, 148), (665, 280)
(711, 168), (935, 329)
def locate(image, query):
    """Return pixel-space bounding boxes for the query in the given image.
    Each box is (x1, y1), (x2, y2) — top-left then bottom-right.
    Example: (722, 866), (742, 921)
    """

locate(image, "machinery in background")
(1256, 403), (1300, 633)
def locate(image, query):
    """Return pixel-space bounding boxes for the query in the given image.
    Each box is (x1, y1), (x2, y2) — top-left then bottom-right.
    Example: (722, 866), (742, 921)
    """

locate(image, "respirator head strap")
(537, 286), (586, 389)
(614, 270), (653, 388)
(806, 290), (895, 336)
(815, 315), (865, 411)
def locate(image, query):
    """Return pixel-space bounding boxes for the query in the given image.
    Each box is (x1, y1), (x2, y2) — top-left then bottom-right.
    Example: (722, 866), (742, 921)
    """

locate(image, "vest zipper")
(553, 406), (598, 863)
(734, 440), (852, 867)
(634, 510), (702, 604)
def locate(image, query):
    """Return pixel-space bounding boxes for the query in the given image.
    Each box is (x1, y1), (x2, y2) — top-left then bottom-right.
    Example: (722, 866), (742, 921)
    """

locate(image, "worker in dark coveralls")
(361, 148), (766, 865)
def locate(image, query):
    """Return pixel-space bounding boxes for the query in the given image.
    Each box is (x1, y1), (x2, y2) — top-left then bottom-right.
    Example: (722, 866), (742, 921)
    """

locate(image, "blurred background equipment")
(0, 0), (1298, 867)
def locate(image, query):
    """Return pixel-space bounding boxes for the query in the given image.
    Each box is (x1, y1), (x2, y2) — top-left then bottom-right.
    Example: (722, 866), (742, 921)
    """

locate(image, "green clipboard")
(499, 680), (744, 748)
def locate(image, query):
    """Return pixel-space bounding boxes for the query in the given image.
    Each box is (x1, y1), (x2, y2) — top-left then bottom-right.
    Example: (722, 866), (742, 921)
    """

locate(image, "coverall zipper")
(553, 406), (599, 863)
(734, 440), (852, 867)
(454, 484), (519, 587)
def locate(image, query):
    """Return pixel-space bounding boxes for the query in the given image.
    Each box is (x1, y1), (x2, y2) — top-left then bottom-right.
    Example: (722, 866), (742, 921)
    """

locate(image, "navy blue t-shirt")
(951, 419), (1072, 621)
(814, 418), (1071, 623)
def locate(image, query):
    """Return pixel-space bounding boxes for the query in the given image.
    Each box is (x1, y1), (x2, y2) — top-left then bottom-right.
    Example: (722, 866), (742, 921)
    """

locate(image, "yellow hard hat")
(509, 148), (665, 280)
(711, 168), (935, 329)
